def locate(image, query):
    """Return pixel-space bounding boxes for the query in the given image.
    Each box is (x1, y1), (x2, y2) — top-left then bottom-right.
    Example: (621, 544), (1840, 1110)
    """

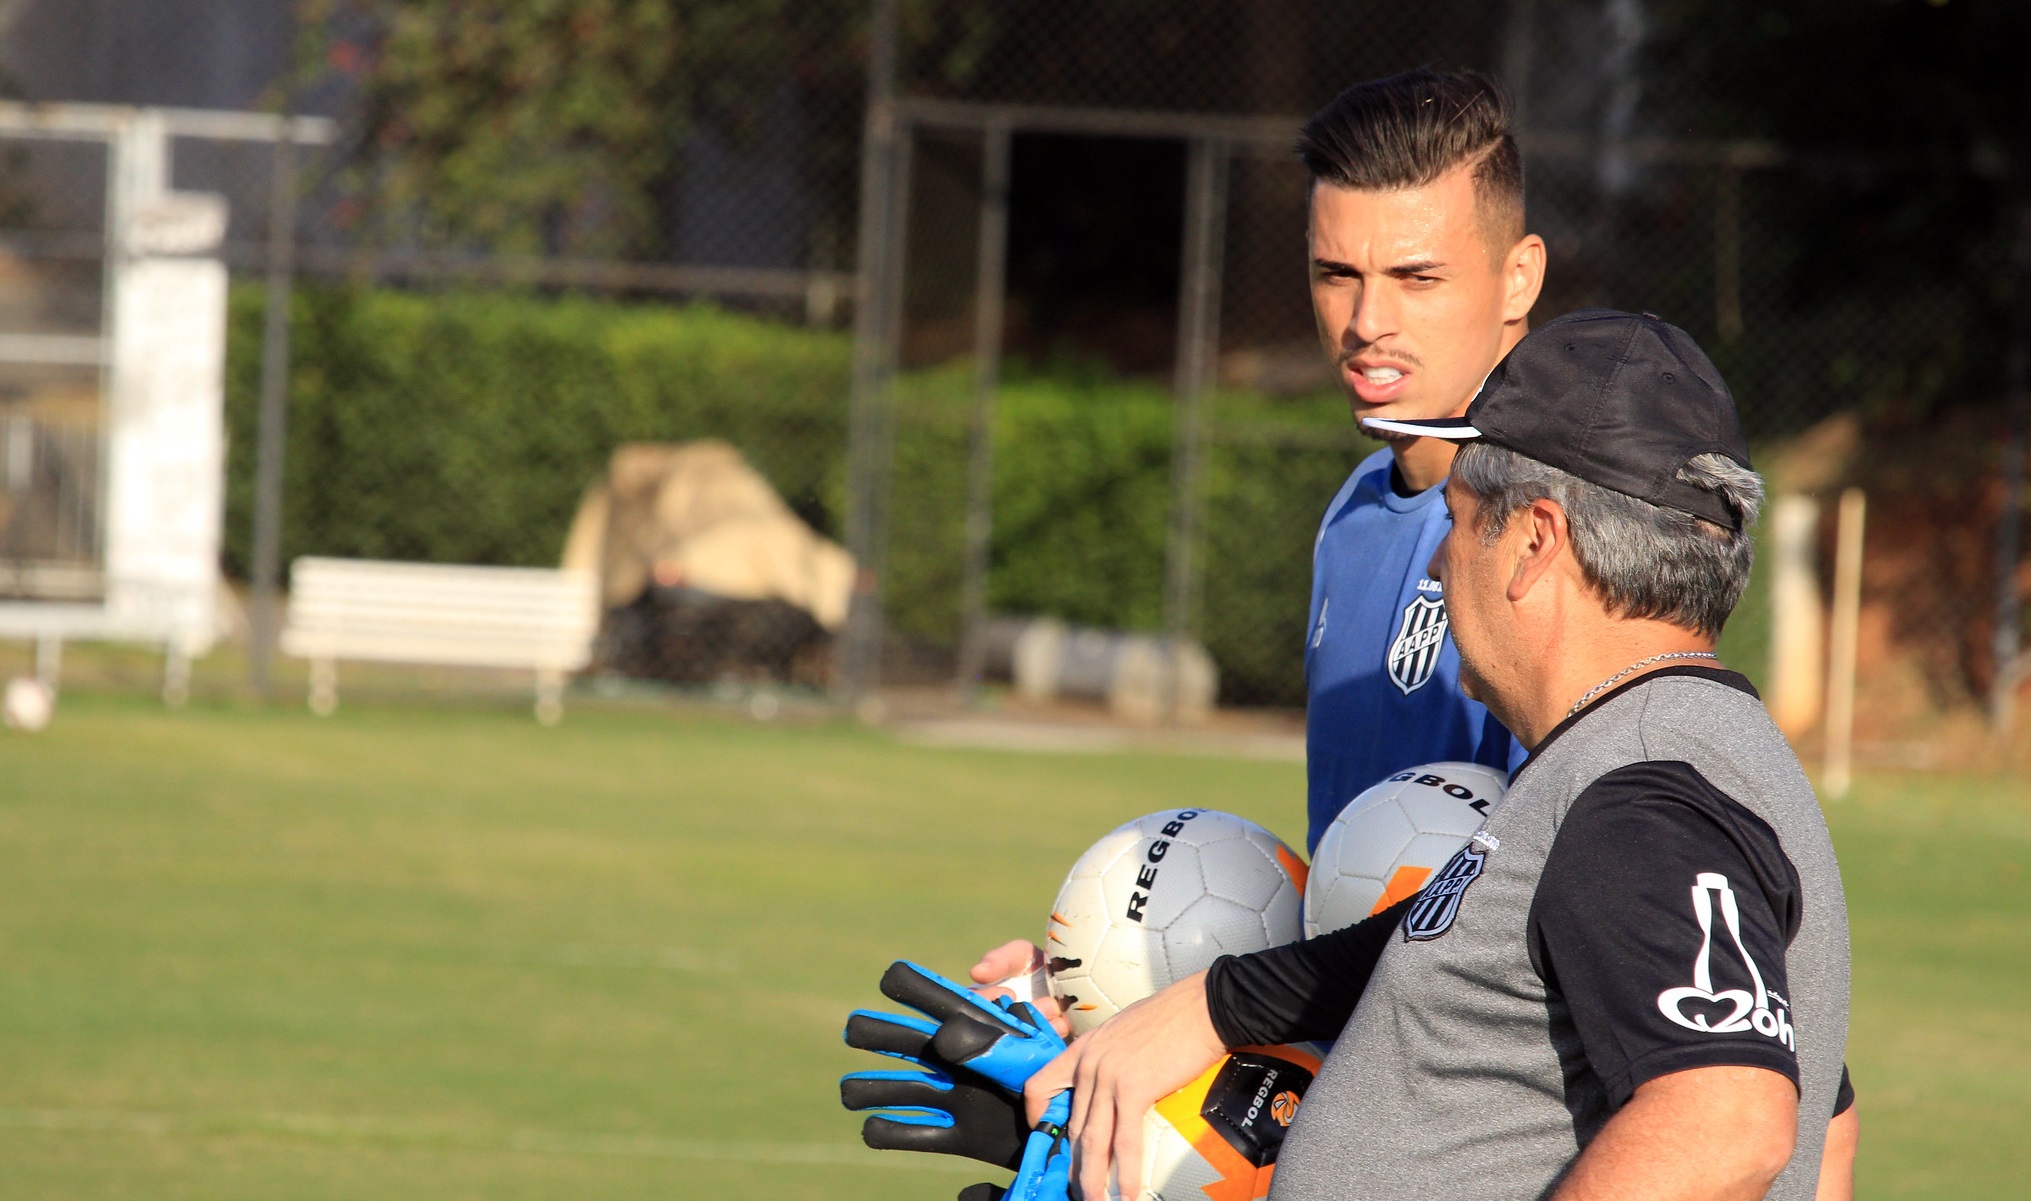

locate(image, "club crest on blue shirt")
(1385, 584), (1448, 695)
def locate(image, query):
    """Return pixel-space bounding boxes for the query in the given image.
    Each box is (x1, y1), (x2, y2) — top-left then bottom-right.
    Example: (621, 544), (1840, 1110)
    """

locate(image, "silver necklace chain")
(1567, 651), (1719, 718)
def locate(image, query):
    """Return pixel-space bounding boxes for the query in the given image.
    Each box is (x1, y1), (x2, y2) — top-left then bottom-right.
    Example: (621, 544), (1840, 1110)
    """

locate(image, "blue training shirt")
(1303, 448), (1524, 851)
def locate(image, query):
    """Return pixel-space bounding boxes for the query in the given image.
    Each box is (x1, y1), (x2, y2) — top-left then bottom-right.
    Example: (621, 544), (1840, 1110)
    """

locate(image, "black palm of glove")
(840, 1008), (1030, 1172)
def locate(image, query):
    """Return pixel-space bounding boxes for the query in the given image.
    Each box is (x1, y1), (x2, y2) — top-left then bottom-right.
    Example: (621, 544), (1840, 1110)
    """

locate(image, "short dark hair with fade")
(1297, 68), (1524, 252)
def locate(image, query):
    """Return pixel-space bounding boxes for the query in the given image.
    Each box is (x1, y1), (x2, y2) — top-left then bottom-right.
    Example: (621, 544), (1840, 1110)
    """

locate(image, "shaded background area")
(0, 0), (2019, 733)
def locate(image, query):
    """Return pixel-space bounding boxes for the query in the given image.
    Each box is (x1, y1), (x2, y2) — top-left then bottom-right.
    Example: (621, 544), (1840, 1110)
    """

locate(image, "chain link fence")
(0, 0), (2019, 739)
(847, 0), (2028, 736)
(0, 129), (112, 605)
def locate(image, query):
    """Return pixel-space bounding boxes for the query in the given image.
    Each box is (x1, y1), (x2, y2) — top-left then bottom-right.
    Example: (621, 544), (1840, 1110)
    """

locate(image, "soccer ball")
(1046, 809), (1305, 1036)
(1115, 1044), (1319, 1201)
(3, 677), (53, 732)
(1304, 761), (1508, 938)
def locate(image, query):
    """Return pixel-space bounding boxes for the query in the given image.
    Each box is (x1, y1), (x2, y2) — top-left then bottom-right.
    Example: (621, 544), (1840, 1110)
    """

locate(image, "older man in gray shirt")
(1027, 310), (1853, 1201)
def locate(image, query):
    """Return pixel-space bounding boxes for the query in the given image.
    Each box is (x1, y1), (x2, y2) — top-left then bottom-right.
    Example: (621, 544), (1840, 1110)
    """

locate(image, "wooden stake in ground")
(1823, 488), (1867, 800)
(1766, 495), (1825, 739)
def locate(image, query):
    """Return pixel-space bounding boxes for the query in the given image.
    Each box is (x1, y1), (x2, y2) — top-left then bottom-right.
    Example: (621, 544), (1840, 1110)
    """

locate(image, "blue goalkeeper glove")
(841, 1007), (1030, 1170)
(842, 962), (1071, 1198)
(955, 1092), (1074, 1201)
(873, 960), (1067, 1092)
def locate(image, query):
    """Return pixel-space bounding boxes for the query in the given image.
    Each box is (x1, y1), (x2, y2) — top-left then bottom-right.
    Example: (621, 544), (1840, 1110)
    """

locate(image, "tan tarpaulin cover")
(560, 440), (855, 630)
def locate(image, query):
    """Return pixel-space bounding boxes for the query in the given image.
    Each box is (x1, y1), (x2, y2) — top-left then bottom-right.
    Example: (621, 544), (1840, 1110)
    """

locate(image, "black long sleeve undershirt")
(1204, 895), (1413, 1048)
(1205, 759), (1860, 1118)
(1204, 895), (1855, 1118)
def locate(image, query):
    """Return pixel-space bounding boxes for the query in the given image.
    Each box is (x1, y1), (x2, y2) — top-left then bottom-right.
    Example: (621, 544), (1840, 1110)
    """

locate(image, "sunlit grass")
(0, 693), (2017, 1198)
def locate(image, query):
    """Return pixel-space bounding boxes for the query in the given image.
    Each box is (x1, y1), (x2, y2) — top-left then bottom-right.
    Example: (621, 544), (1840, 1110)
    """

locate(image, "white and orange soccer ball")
(1046, 809), (1306, 1037)
(1303, 761), (1508, 938)
(1114, 1043), (1320, 1201)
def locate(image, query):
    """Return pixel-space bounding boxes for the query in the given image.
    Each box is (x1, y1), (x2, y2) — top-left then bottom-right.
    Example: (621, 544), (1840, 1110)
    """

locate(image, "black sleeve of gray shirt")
(1528, 760), (1807, 1110)
(1203, 895), (1413, 1048)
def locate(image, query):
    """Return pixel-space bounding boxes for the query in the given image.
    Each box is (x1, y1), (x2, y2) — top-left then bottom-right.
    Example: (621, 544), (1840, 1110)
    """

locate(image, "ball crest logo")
(1138, 1047), (1319, 1201)
(1269, 1090), (1299, 1127)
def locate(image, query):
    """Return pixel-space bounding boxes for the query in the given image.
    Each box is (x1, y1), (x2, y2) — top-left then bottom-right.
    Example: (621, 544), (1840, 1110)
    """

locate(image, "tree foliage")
(299, 0), (866, 258)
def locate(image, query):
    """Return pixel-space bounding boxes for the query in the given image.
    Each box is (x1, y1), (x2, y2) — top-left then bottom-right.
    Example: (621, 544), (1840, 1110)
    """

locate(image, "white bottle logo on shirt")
(1656, 872), (1795, 1050)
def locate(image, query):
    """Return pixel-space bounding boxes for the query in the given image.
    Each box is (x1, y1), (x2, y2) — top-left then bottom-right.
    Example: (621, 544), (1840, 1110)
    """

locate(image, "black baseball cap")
(1363, 309), (1754, 530)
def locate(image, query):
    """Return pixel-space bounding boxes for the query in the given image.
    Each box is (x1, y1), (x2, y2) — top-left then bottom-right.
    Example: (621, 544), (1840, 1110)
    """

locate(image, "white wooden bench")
(280, 557), (600, 724)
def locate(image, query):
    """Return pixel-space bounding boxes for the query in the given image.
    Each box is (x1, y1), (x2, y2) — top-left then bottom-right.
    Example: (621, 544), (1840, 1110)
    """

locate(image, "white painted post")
(102, 111), (228, 673)
(33, 635), (60, 690)
(162, 641), (191, 708)
(309, 656), (337, 716)
(535, 668), (564, 726)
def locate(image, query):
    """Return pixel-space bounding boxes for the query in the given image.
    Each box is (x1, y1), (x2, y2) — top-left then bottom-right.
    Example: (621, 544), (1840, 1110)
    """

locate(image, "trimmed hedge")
(225, 286), (1371, 705)
(880, 372), (1369, 704)
(223, 287), (853, 577)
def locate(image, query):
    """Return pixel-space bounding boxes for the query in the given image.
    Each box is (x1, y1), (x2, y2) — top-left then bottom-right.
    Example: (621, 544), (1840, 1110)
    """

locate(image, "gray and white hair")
(1450, 442), (1765, 637)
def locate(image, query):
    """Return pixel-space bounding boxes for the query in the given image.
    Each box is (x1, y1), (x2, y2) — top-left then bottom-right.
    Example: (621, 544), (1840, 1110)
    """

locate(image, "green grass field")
(0, 695), (2022, 1199)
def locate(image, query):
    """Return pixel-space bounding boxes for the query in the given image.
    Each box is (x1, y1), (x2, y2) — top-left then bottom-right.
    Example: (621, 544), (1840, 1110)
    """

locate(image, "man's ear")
(1507, 496), (1568, 602)
(1502, 234), (1546, 324)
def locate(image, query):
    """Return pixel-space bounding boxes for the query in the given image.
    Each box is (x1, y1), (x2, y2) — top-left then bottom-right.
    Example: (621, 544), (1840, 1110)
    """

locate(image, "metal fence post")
(840, 0), (899, 704)
(1993, 208), (2030, 740)
(865, 129), (913, 693)
(248, 116), (301, 698)
(1714, 160), (1744, 342)
(1160, 136), (1228, 718)
(1501, 0), (1537, 129)
(955, 120), (1012, 698)
(1996, 355), (2025, 740)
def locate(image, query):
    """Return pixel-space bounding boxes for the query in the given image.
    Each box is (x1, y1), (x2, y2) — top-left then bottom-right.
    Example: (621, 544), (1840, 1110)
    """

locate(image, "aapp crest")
(1401, 842), (1486, 941)
(1385, 593), (1448, 695)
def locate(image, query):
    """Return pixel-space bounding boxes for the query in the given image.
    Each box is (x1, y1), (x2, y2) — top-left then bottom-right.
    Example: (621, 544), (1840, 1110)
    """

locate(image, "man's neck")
(1501, 618), (1721, 748)
(1390, 436), (1458, 493)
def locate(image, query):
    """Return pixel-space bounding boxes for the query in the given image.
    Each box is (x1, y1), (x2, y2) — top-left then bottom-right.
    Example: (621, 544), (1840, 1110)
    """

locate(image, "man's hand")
(1552, 1065), (1798, 1201)
(1021, 969), (1227, 1201)
(971, 940), (1069, 1037)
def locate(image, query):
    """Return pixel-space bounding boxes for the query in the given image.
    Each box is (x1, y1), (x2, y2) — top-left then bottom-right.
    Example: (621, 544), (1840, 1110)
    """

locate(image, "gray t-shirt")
(1248, 668), (1851, 1201)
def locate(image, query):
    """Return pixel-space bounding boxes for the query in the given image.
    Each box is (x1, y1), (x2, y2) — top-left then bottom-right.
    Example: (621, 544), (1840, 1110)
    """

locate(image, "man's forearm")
(1204, 894), (1410, 1046)
(1814, 1103), (1858, 1201)
(1553, 1066), (1798, 1201)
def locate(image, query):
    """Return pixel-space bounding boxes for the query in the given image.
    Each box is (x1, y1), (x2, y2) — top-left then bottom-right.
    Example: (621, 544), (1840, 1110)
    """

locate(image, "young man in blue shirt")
(1292, 70), (1542, 848)
(976, 66), (1542, 955)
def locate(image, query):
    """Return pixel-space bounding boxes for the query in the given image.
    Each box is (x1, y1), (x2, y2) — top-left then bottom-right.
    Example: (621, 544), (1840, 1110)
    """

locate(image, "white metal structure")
(279, 557), (601, 725)
(0, 104), (333, 701)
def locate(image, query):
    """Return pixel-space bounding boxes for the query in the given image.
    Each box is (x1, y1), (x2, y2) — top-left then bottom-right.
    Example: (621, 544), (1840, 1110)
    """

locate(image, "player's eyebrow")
(1309, 257), (1450, 277)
